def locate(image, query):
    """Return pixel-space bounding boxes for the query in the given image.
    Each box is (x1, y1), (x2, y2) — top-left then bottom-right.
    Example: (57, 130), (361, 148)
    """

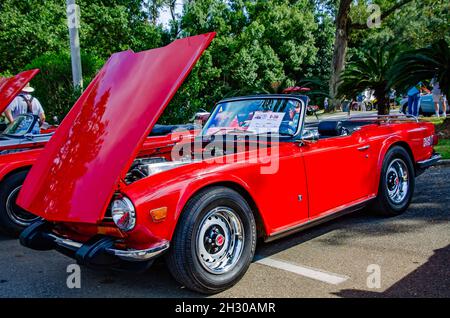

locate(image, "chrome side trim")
(106, 241), (170, 262)
(266, 196), (376, 242)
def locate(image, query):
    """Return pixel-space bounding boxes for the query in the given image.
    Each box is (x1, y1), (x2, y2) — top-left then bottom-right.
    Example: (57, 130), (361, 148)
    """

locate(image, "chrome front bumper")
(106, 242), (170, 262)
(20, 221), (169, 270)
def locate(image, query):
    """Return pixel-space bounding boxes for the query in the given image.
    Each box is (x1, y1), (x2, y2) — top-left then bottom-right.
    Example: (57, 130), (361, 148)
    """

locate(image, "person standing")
(324, 97), (329, 111)
(357, 93), (365, 111)
(431, 78), (447, 118)
(407, 82), (426, 117)
(4, 83), (45, 128)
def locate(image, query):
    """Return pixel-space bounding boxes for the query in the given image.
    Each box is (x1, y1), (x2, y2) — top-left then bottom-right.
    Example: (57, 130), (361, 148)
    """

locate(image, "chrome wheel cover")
(196, 207), (245, 275)
(6, 186), (39, 227)
(386, 158), (410, 204)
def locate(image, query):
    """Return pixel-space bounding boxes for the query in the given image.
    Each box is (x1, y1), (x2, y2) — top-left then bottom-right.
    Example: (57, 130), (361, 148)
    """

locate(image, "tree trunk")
(374, 88), (390, 115)
(329, 0), (352, 111)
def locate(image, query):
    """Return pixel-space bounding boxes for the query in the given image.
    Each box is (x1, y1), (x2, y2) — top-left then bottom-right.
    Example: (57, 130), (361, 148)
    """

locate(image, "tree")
(0, 0), (68, 73)
(350, 0), (450, 55)
(76, 0), (166, 59)
(0, 0), (167, 73)
(389, 39), (450, 99)
(144, 0), (166, 25)
(329, 0), (414, 110)
(338, 49), (395, 115)
(0, 0), (168, 122)
(25, 51), (104, 121)
(160, 0), (325, 124)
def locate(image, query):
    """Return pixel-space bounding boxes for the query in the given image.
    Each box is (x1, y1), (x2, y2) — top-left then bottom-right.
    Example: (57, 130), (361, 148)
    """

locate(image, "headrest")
(318, 121), (343, 137)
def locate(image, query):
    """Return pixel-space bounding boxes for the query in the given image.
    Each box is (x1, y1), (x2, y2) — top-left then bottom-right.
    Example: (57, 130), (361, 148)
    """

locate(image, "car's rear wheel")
(166, 186), (257, 294)
(371, 146), (415, 216)
(0, 171), (40, 237)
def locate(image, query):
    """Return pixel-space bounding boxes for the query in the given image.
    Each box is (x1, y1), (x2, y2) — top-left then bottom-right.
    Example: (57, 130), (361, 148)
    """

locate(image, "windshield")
(3, 115), (37, 136)
(202, 98), (303, 136)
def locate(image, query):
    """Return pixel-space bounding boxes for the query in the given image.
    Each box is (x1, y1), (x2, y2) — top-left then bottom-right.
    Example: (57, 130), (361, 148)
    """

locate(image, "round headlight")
(111, 197), (136, 232)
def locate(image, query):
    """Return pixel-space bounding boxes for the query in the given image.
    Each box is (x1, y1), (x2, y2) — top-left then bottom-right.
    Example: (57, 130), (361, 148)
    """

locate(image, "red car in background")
(0, 70), (56, 235)
(17, 33), (440, 294)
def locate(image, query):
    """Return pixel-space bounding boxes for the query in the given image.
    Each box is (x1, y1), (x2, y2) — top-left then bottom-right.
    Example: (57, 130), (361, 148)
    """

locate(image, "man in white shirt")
(4, 83), (46, 124)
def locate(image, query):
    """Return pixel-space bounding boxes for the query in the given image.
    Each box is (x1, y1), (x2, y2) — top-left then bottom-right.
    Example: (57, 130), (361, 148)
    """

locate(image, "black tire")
(370, 146), (415, 217)
(0, 170), (39, 237)
(166, 186), (257, 294)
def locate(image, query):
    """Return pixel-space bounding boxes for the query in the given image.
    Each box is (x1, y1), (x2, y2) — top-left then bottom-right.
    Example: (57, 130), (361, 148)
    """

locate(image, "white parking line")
(256, 257), (349, 285)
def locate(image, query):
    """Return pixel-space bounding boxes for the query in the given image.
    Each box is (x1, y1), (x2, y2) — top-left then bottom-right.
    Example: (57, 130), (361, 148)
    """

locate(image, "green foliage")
(0, 0), (68, 73)
(0, 0), (167, 122)
(338, 48), (395, 114)
(350, 0), (450, 58)
(389, 39), (450, 98)
(435, 138), (450, 159)
(76, 0), (166, 59)
(160, 0), (328, 123)
(0, 0), (167, 73)
(1, 0), (447, 123)
(25, 52), (104, 122)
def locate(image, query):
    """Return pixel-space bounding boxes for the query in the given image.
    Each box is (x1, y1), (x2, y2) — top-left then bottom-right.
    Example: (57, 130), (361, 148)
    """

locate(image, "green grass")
(435, 139), (450, 159)
(419, 117), (446, 125)
(419, 117), (449, 159)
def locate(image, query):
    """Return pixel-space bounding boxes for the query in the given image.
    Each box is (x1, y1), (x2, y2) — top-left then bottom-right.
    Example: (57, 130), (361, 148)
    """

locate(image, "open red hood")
(17, 33), (216, 224)
(0, 69), (40, 114)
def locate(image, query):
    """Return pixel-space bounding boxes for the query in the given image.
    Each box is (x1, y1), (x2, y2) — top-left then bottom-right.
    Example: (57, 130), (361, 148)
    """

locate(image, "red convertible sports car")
(0, 70), (199, 237)
(17, 33), (440, 294)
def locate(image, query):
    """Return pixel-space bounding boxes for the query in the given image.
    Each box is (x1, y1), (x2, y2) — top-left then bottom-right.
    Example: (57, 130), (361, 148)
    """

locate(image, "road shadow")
(334, 244), (450, 298)
(1, 167), (447, 297)
(78, 259), (204, 298)
(0, 234), (13, 242)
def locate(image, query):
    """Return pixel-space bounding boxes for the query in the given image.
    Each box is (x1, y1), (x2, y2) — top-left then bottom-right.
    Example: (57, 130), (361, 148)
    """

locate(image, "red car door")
(301, 130), (374, 219)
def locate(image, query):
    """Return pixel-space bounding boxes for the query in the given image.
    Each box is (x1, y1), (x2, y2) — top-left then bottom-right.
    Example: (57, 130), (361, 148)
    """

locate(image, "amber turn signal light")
(150, 207), (168, 223)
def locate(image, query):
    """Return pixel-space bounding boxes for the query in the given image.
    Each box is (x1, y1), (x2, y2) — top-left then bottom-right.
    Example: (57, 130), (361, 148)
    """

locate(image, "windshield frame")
(201, 95), (307, 140)
(2, 114), (38, 138)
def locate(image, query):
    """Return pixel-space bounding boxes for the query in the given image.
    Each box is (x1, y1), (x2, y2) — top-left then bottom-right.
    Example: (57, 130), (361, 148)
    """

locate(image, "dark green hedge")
(25, 52), (104, 123)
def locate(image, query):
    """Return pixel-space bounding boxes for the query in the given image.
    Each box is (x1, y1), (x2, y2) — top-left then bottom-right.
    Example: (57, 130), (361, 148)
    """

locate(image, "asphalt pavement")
(0, 165), (449, 298)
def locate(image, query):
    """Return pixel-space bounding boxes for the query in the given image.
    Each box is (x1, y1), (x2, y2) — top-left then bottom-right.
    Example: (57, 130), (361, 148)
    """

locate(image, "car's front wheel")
(371, 146), (415, 216)
(166, 186), (257, 294)
(0, 171), (40, 237)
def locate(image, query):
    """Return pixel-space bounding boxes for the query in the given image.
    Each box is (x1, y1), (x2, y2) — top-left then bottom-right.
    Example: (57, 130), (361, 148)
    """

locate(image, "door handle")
(358, 145), (371, 151)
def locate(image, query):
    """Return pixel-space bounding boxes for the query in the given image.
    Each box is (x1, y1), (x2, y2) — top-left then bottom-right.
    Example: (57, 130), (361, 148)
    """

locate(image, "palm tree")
(338, 49), (394, 115)
(389, 39), (450, 100)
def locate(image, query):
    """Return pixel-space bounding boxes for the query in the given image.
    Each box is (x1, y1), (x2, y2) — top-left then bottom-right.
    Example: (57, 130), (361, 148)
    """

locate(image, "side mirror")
(300, 129), (319, 144)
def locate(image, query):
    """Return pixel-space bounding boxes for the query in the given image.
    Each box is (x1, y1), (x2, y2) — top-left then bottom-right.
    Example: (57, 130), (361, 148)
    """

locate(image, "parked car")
(400, 94), (448, 116)
(0, 114), (55, 153)
(0, 72), (198, 237)
(0, 123), (197, 237)
(18, 33), (440, 294)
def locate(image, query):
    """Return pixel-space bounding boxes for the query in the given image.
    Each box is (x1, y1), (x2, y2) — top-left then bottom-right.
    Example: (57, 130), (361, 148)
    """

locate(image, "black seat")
(318, 121), (344, 137)
(149, 124), (196, 137)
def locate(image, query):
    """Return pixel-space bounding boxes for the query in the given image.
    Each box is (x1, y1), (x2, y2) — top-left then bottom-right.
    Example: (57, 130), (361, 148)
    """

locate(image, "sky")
(157, 0), (184, 27)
